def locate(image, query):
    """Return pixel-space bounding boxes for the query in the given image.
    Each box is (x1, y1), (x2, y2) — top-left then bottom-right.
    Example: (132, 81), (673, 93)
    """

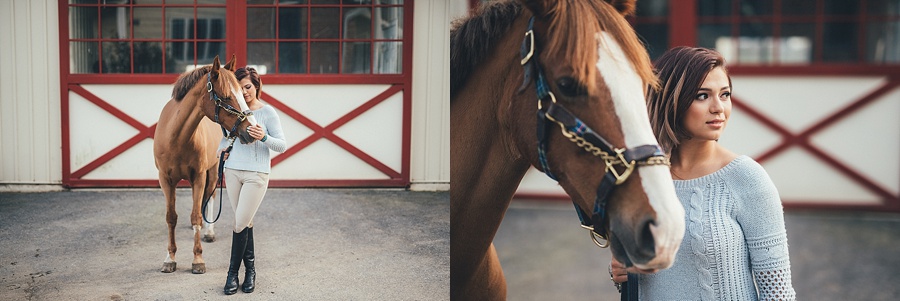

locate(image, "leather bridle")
(519, 17), (670, 248)
(207, 72), (253, 138)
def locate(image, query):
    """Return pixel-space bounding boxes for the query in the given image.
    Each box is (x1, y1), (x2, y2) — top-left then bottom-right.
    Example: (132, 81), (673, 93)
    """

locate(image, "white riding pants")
(224, 168), (269, 233)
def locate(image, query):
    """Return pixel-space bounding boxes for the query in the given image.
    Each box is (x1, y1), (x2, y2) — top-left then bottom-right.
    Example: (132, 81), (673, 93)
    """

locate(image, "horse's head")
(509, 0), (685, 270)
(205, 55), (256, 144)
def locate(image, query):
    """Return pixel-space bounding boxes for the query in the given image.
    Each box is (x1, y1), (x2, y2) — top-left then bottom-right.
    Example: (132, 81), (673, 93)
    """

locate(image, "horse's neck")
(450, 53), (531, 264)
(167, 91), (210, 145)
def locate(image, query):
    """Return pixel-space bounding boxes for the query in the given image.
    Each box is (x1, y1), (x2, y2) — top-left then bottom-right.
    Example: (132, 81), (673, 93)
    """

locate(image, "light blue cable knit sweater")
(636, 155), (796, 301)
(218, 104), (286, 173)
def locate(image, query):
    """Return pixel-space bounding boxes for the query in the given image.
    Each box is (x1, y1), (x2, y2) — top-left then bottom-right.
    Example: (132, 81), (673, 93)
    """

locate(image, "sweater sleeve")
(735, 160), (796, 301)
(261, 106), (286, 153)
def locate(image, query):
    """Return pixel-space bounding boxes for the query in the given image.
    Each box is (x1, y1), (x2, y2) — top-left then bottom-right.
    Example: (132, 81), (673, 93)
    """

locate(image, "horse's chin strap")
(207, 72), (253, 138)
(519, 16), (670, 248)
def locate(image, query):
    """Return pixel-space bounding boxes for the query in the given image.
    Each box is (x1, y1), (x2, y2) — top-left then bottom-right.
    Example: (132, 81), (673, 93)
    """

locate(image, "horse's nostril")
(638, 218), (657, 258)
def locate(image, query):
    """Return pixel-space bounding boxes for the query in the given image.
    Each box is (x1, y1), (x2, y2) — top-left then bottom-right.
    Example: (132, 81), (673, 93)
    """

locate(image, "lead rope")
(202, 136), (236, 224)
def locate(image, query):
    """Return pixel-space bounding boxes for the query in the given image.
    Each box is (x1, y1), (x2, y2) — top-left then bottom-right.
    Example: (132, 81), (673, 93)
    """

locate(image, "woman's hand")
(217, 148), (229, 161)
(610, 257), (629, 284)
(247, 124), (266, 141)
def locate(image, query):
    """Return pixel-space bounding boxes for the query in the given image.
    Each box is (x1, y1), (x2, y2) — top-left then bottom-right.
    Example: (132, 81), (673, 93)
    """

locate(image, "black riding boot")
(224, 228), (248, 295)
(241, 227), (256, 293)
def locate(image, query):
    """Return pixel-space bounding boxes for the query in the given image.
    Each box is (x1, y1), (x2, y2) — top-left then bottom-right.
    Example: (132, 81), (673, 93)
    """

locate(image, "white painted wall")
(410, 0), (459, 190)
(0, 0), (62, 188)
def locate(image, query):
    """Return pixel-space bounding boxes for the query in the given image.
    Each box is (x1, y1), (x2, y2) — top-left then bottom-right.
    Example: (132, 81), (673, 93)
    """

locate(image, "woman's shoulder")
(255, 103), (278, 115)
(724, 155), (778, 195)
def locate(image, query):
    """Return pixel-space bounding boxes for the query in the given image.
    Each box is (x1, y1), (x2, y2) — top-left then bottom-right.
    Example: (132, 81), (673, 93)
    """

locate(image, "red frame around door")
(58, 0), (414, 188)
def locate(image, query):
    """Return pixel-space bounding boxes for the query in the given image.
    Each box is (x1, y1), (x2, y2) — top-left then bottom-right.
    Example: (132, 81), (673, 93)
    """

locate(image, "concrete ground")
(0, 189), (449, 301)
(494, 199), (900, 301)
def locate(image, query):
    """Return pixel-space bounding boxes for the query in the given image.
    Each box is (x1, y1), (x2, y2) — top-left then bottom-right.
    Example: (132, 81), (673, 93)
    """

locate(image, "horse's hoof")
(192, 263), (206, 274)
(161, 262), (176, 273)
(202, 234), (216, 243)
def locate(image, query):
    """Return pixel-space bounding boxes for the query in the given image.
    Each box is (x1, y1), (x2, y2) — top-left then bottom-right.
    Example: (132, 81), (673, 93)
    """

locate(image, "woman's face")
(239, 77), (258, 103)
(682, 67), (731, 142)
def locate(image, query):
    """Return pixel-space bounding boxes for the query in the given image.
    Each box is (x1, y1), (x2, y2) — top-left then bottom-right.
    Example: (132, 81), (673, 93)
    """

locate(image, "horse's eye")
(555, 77), (585, 97)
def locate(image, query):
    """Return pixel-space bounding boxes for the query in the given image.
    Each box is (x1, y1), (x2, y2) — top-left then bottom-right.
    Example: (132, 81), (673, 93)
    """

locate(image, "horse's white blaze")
(232, 86), (258, 126)
(596, 32), (685, 269)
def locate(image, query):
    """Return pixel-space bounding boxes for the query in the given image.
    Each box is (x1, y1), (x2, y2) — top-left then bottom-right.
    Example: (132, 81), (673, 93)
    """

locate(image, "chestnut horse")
(154, 55), (255, 274)
(451, 0), (685, 299)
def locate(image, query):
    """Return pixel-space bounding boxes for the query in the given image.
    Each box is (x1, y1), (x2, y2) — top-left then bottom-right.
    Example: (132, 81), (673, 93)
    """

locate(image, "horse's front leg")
(190, 174), (208, 274)
(201, 166), (218, 243)
(160, 177), (178, 273)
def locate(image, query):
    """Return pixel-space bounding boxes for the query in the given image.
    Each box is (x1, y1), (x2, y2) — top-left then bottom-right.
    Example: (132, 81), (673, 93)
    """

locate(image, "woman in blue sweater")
(219, 66), (286, 295)
(610, 47), (796, 300)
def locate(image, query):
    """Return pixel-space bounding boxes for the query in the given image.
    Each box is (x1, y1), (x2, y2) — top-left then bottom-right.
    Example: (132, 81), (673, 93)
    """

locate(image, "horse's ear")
(212, 55), (221, 73)
(605, 0), (637, 16)
(223, 54), (236, 72)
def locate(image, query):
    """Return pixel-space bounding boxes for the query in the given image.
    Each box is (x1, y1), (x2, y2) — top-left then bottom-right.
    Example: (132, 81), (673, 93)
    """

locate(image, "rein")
(519, 17), (669, 248)
(201, 71), (251, 224)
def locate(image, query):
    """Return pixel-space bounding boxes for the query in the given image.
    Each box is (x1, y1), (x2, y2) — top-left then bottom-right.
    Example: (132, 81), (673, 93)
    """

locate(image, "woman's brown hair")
(235, 66), (262, 99)
(646, 46), (731, 155)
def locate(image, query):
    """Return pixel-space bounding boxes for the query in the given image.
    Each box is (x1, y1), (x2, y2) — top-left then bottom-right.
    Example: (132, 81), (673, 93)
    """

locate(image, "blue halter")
(519, 17), (670, 248)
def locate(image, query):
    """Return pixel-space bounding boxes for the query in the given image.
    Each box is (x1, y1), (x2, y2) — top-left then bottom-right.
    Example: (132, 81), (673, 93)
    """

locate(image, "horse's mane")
(172, 66), (212, 101)
(450, 1), (522, 99)
(450, 0), (657, 100)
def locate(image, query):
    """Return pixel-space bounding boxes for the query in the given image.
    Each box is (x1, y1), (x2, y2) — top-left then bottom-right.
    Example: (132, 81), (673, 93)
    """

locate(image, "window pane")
(867, 0), (900, 16)
(823, 22), (858, 62)
(779, 23), (815, 64)
(782, 0), (816, 15)
(248, 42), (276, 74)
(197, 8), (226, 39)
(134, 42), (165, 73)
(279, 42), (307, 73)
(311, 0), (339, 4)
(739, 0), (773, 16)
(310, 42), (339, 73)
(248, 8), (276, 39)
(134, 8), (163, 39)
(343, 42), (370, 73)
(374, 41), (401, 74)
(100, 6), (130, 39)
(70, 6), (98, 39)
(866, 21), (900, 63)
(375, 6), (402, 39)
(375, 0), (403, 4)
(279, 7), (308, 39)
(166, 42), (193, 73)
(198, 41), (225, 63)
(70, 41), (99, 73)
(166, 8), (194, 39)
(197, 0), (226, 4)
(69, 0), (98, 3)
(824, 0), (859, 16)
(166, 0), (195, 4)
(698, 0), (730, 16)
(344, 8), (372, 39)
(310, 8), (340, 39)
(102, 42), (131, 73)
(635, 0), (668, 17)
(634, 23), (668, 61)
(736, 23), (773, 64)
(697, 24), (730, 51)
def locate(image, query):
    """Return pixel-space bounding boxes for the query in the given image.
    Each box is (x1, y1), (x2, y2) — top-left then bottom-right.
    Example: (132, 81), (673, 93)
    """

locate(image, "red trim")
(59, 1), (71, 187)
(668, 0), (695, 47)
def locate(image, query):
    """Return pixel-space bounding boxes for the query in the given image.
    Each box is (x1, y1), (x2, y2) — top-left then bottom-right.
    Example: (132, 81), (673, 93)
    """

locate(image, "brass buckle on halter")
(521, 29), (535, 66)
(605, 148), (636, 185)
(580, 224), (610, 248)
